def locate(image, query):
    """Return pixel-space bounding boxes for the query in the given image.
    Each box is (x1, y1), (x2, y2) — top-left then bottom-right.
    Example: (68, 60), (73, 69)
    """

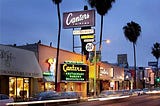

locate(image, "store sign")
(80, 35), (94, 39)
(64, 61), (83, 65)
(61, 64), (89, 81)
(63, 10), (95, 28)
(148, 61), (157, 67)
(84, 39), (94, 43)
(85, 43), (94, 52)
(47, 58), (56, 74)
(73, 29), (95, 35)
(43, 72), (54, 76)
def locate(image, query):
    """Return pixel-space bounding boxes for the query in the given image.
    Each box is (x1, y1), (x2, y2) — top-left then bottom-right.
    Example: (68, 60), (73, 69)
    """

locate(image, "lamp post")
(93, 39), (110, 97)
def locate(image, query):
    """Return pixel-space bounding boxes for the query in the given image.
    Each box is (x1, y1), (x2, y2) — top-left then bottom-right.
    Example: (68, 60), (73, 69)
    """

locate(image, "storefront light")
(24, 79), (29, 83)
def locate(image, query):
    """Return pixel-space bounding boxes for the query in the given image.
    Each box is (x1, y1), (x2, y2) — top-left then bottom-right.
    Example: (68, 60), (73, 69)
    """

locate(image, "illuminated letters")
(66, 13), (89, 26)
(63, 64), (86, 72)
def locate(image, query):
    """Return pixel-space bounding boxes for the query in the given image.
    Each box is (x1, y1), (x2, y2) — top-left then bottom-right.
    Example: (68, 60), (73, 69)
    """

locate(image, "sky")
(0, 0), (160, 67)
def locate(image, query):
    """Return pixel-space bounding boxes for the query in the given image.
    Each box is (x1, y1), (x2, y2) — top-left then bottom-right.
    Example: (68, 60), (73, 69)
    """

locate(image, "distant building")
(117, 54), (128, 68)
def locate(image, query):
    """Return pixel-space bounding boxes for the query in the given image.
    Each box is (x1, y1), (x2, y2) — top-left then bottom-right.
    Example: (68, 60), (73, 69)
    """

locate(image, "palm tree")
(123, 21), (141, 89)
(52, 0), (62, 91)
(87, 0), (115, 50)
(151, 42), (160, 76)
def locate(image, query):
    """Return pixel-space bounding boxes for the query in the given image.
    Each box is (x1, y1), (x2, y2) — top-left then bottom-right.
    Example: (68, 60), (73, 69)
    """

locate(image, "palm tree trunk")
(55, 3), (61, 91)
(133, 43), (136, 89)
(99, 15), (103, 51)
(157, 59), (159, 73)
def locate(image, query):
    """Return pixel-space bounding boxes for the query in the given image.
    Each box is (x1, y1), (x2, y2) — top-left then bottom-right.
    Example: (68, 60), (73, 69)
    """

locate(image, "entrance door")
(9, 77), (29, 101)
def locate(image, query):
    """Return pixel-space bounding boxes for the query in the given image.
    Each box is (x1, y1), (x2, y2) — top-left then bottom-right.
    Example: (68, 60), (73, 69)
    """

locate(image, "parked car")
(121, 90), (130, 96)
(59, 91), (81, 102)
(146, 87), (160, 94)
(129, 89), (143, 96)
(142, 88), (149, 94)
(99, 90), (124, 98)
(29, 91), (61, 101)
(0, 94), (14, 106)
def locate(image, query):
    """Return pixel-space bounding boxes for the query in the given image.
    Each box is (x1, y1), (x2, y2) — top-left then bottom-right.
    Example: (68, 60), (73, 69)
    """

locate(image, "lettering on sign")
(61, 64), (89, 81)
(84, 39), (94, 43)
(73, 29), (95, 35)
(64, 61), (83, 64)
(1, 70), (41, 77)
(85, 43), (94, 52)
(62, 64), (86, 72)
(66, 13), (89, 26)
(63, 10), (95, 28)
(80, 35), (94, 39)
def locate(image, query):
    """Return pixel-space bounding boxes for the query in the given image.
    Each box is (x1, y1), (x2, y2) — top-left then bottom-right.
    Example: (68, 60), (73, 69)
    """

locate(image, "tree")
(151, 42), (160, 76)
(52, 0), (62, 91)
(87, 0), (115, 50)
(123, 21), (141, 89)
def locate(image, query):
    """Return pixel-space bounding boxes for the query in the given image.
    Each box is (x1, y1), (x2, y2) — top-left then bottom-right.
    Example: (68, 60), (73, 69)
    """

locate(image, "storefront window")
(9, 77), (29, 101)
(45, 82), (55, 91)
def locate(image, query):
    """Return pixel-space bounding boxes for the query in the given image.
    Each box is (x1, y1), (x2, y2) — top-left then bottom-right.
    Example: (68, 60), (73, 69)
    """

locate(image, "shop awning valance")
(0, 45), (43, 78)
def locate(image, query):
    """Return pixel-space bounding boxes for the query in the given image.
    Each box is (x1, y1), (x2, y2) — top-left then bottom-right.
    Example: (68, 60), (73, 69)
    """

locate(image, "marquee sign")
(73, 29), (95, 35)
(61, 64), (89, 81)
(63, 10), (95, 29)
(80, 35), (95, 39)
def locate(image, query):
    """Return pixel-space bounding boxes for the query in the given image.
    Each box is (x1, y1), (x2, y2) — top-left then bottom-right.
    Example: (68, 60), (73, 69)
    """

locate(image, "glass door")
(9, 77), (29, 101)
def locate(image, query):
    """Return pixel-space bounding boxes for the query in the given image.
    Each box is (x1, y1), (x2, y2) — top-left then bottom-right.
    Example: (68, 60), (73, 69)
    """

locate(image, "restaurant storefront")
(0, 45), (43, 101)
(37, 44), (88, 97)
(60, 62), (89, 96)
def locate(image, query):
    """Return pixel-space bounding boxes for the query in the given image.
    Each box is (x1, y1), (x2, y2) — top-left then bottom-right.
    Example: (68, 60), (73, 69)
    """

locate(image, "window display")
(9, 77), (29, 101)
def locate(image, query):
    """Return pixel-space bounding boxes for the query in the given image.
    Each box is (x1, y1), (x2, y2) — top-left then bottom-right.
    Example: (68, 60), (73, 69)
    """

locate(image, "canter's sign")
(73, 29), (95, 35)
(63, 10), (95, 29)
(84, 39), (94, 42)
(85, 43), (94, 52)
(80, 35), (94, 39)
(61, 64), (89, 81)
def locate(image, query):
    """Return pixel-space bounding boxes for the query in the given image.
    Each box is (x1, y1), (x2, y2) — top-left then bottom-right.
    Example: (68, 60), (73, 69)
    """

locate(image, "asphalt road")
(61, 95), (160, 106)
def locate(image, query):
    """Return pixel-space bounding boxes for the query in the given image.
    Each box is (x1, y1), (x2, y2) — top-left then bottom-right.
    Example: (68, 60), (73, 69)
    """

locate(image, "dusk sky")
(0, 0), (160, 67)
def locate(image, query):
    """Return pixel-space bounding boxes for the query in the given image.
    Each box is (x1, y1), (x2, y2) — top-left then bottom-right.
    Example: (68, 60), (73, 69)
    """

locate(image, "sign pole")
(94, 45), (97, 97)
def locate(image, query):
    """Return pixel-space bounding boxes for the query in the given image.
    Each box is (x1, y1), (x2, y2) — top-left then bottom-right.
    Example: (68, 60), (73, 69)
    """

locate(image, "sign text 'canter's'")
(63, 10), (95, 28)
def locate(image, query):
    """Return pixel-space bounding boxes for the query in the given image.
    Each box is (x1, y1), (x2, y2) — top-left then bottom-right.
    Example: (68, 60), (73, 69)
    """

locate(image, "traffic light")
(156, 77), (160, 82)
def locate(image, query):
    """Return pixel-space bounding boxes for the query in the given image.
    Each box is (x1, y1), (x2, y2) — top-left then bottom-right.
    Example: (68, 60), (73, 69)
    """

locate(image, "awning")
(0, 45), (43, 78)
(43, 76), (55, 82)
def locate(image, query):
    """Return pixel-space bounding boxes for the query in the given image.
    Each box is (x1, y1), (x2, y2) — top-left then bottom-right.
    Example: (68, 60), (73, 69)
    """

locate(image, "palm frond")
(52, 0), (62, 4)
(123, 21), (141, 44)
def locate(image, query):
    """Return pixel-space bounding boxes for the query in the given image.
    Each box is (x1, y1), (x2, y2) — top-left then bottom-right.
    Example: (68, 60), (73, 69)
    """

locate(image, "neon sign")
(61, 64), (89, 81)
(63, 10), (95, 28)
(63, 64), (86, 72)
(64, 61), (83, 64)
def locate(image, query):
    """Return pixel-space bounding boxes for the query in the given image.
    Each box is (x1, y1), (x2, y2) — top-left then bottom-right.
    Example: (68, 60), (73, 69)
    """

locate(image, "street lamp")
(93, 39), (110, 97)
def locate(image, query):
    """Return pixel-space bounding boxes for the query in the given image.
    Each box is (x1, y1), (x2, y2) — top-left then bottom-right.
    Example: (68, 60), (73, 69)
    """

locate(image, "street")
(61, 95), (160, 106)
